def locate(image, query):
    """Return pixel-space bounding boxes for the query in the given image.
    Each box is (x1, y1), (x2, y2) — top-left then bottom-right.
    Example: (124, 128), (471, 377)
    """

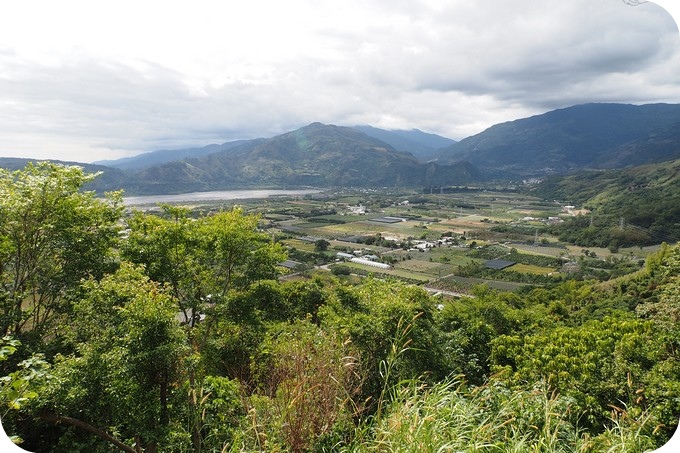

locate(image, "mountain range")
(121, 123), (477, 194)
(437, 103), (680, 178)
(2, 102), (680, 194)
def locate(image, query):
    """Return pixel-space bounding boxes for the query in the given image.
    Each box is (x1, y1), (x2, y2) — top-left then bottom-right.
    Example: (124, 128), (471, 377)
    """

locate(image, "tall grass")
(337, 317), (660, 453)
(344, 378), (659, 452)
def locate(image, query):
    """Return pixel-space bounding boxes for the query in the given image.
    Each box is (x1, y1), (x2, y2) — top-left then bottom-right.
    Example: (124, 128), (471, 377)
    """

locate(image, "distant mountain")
(99, 126), (456, 171)
(94, 139), (266, 170)
(353, 126), (456, 161)
(125, 123), (479, 194)
(0, 157), (128, 193)
(437, 103), (680, 178)
(9, 102), (679, 196)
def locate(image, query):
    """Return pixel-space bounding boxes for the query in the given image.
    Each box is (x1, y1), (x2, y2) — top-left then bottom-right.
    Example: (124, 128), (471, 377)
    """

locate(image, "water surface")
(123, 189), (321, 206)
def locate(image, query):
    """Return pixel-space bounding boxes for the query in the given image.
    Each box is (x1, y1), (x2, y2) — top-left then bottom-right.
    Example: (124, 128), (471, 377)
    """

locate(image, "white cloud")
(0, 0), (678, 162)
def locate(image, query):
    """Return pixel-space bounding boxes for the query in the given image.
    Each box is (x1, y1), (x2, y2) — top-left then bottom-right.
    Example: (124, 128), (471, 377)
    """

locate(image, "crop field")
(429, 274), (528, 293)
(210, 187), (648, 292)
(507, 243), (567, 258)
(282, 238), (317, 252)
(506, 263), (556, 275)
(339, 261), (432, 282)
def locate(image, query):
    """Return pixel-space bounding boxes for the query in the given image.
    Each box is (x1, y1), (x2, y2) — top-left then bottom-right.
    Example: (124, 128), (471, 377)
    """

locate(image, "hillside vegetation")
(1, 163), (679, 452)
(438, 103), (680, 178)
(533, 159), (680, 247)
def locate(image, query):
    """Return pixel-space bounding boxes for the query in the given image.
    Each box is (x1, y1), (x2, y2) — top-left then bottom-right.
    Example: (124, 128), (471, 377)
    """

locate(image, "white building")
(350, 258), (391, 269)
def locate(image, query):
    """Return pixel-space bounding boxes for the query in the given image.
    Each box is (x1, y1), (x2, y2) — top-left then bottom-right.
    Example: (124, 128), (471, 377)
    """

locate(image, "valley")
(2, 102), (680, 451)
(140, 185), (661, 296)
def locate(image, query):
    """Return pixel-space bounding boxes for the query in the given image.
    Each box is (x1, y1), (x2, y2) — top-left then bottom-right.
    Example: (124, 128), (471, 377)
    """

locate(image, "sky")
(0, 0), (679, 163)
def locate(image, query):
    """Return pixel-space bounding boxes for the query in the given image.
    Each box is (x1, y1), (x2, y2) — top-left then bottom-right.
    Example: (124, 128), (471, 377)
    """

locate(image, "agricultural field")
(219, 187), (649, 294)
(154, 186), (652, 295)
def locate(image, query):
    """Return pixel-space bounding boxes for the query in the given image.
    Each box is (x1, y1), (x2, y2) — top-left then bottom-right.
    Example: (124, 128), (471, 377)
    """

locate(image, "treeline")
(1, 163), (679, 452)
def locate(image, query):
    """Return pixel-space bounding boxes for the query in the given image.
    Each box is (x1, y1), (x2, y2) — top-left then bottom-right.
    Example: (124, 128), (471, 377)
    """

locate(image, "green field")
(339, 262), (432, 282)
(253, 188), (653, 290)
(506, 263), (556, 275)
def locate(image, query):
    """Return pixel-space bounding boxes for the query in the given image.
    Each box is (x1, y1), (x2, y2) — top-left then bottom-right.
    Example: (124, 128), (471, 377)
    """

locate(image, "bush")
(331, 265), (352, 276)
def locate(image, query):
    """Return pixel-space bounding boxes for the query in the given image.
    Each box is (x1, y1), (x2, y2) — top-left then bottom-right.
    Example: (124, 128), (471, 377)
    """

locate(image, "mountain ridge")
(438, 103), (680, 178)
(125, 122), (478, 194)
(4, 102), (680, 194)
(353, 125), (456, 161)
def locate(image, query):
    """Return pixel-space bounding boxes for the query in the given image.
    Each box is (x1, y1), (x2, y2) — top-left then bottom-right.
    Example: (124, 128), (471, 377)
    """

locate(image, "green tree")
(319, 279), (445, 409)
(331, 264), (352, 276)
(0, 163), (122, 341)
(35, 264), (188, 453)
(437, 286), (529, 385)
(122, 206), (286, 331)
(314, 238), (330, 251)
(490, 315), (673, 437)
(199, 207), (286, 296)
(122, 205), (207, 328)
(0, 336), (50, 445)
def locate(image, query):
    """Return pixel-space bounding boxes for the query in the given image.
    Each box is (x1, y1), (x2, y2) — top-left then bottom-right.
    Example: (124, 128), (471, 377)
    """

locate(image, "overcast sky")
(1, 0), (679, 163)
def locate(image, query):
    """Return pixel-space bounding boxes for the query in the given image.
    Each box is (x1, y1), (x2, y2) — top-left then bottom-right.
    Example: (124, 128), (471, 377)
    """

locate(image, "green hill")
(532, 159), (680, 245)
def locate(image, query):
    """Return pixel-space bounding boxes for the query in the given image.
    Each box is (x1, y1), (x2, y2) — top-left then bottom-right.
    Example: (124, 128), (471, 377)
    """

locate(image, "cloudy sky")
(1, 0), (679, 163)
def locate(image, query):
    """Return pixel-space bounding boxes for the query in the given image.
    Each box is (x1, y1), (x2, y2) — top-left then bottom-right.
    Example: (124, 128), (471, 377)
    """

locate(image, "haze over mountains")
(2, 103), (680, 195)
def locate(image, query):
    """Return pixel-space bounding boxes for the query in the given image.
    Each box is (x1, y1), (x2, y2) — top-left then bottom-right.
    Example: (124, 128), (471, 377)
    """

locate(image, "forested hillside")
(123, 123), (479, 194)
(1, 164), (679, 452)
(437, 103), (680, 178)
(533, 159), (680, 248)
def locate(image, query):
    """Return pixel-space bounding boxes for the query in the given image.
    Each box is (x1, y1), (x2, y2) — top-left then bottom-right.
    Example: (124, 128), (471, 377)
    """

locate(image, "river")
(123, 189), (322, 206)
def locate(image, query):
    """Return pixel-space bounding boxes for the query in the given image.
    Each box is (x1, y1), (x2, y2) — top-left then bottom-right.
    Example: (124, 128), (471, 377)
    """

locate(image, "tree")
(122, 206), (286, 329)
(121, 207), (286, 449)
(0, 336), (50, 446)
(198, 207), (286, 297)
(490, 316), (669, 434)
(35, 263), (188, 453)
(122, 205), (207, 328)
(0, 163), (122, 341)
(319, 279), (446, 408)
(331, 264), (351, 276)
(314, 238), (330, 251)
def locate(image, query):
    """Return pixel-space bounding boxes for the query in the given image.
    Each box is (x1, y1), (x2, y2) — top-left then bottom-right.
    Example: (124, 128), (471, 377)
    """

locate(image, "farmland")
(154, 185), (656, 296)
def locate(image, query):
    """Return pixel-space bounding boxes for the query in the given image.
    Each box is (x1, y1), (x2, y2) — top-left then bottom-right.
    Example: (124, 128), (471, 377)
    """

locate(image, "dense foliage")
(535, 159), (680, 248)
(1, 164), (679, 452)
